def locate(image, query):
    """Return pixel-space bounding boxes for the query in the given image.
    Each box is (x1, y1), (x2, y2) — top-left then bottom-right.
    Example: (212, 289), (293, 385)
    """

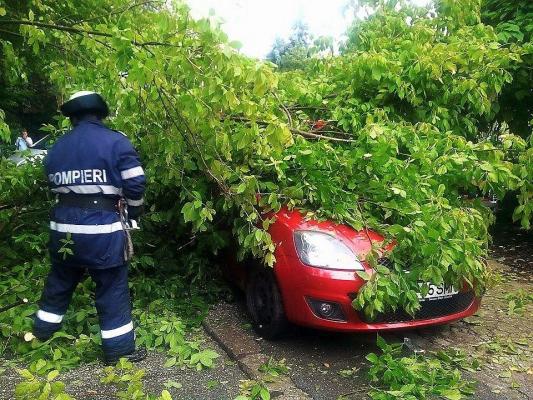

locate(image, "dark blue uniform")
(34, 119), (145, 359)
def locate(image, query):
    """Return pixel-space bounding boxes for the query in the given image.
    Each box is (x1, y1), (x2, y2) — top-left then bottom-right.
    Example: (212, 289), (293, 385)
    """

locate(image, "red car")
(227, 207), (481, 339)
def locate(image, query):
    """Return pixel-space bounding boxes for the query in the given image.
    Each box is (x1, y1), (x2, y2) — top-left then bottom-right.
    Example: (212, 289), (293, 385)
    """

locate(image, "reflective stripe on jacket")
(45, 119), (146, 268)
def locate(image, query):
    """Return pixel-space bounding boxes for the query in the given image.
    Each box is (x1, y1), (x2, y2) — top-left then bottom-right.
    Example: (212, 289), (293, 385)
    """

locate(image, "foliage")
(474, 335), (531, 377)
(481, 0), (532, 139)
(505, 289), (533, 316)
(234, 379), (271, 400)
(15, 360), (73, 400)
(0, 0), (58, 139)
(512, 140), (533, 228)
(0, 265), (221, 370)
(0, 108), (10, 142)
(0, 161), (222, 396)
(0, 0), (531, 336)
(366, 336), (476, 400)
(101, 358), (176, 400)
(234, 357), (287, 399)
(338, 366), (360, 378)
(258, 357), (290, 378)
(276, 0), (532, 317)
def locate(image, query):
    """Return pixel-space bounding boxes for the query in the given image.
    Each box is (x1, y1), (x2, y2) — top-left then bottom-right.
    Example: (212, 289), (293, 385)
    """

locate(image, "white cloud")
(187, 0), (350, 58)
(186, 0), (432, 58)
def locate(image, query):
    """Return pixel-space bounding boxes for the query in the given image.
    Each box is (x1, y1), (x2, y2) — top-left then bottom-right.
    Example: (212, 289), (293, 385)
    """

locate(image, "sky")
(186, 0), (431, 59)
(187, 0), (357, 58)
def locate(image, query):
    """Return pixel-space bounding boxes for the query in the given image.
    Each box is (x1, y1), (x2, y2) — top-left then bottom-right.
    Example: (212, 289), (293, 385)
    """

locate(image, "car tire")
(246, 266), (288, 340)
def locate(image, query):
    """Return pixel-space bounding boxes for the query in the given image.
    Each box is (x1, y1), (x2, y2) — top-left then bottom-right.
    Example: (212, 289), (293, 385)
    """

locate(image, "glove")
(128, 205), (144, 219)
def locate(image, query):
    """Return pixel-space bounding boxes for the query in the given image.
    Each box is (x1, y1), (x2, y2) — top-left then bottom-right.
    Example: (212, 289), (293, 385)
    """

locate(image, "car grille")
(354, 291), (476, 323)
(377, 257), (393, 268)
(378, 257), (412, 271)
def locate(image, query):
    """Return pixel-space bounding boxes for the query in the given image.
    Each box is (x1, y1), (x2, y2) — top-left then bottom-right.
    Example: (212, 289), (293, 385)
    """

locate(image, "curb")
(202, 318), (261, 379)
(202, 303), (311, 399)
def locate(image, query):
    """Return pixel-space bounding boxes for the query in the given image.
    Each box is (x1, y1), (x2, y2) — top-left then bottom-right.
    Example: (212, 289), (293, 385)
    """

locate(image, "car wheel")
(246, 266), (288, 339)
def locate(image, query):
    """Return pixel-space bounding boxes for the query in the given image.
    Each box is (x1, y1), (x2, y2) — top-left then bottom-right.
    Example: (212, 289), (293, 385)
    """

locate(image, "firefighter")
(33, 91), (147, 364)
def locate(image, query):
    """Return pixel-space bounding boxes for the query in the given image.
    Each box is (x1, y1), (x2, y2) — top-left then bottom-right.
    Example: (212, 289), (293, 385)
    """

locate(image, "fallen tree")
(0, 0), (531, 323)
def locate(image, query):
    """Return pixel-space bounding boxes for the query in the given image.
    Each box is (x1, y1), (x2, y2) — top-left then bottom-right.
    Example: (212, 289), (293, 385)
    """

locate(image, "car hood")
(8, 149), (47, 166)
(272, 207), (392, 260)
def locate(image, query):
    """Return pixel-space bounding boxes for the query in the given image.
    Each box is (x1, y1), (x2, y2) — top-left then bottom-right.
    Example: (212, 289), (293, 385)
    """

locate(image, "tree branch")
(0, 19), (114, 37)
(274, 92), (293, 128)
(0, 19), (177, 47)
(66, 1), (163, 26)
(229, 116), (355, 143)
(291, 128), (355, 142)
(0, 298), (28, 314)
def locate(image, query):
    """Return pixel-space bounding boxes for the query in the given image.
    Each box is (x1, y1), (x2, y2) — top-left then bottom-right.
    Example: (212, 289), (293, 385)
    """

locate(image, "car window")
(32, 135), (51, 150)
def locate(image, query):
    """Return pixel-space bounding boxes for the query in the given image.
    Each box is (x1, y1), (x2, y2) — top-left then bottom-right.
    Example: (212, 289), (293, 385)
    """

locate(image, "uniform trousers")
(33, 263), (135, 358)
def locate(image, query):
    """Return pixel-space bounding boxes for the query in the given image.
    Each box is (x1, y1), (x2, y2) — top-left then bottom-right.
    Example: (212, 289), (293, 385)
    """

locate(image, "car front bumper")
(275, 256), (481, 332)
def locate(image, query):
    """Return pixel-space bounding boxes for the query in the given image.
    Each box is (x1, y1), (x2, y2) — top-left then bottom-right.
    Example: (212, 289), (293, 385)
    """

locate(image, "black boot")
(104, 346), (147, 366)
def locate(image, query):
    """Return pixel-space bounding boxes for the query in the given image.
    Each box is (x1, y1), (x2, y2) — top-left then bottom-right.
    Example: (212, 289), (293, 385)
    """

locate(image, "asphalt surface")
(256, 325), (380, 400)
(204, 297), (398, 400)
(204, 258), (532, 400)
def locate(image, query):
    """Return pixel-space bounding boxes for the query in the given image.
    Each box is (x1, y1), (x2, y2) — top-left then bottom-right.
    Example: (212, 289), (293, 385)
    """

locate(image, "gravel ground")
(0, 335), (246, 400)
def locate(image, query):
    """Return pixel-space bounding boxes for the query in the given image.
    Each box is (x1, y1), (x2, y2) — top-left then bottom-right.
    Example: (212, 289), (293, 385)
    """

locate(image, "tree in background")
(267, 20), (313, 70)
(480, 0), (532, 221)
(313, 35), (335, 57)
(266, 20), (334, 70)
(481, 0), (532, 139)
(0, 1), (69, 142)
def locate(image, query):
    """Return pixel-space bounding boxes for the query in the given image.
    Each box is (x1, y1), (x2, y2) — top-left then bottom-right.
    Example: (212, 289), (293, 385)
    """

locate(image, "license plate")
(418, 283), (458, 301)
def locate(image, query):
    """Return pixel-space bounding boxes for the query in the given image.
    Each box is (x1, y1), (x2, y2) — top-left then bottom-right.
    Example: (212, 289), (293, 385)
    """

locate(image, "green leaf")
(356, 271), (370, 281)
(18, 369), (34, 380)
(206, 380), (219, 389)
(47, 370), (59, 381)
(164, 381), (182, 390)
(160, 389), (173, 400)
(366, 353), (379, 364)
(441, 388), (463, 400)
(260, 387), (270, 400)
(164, 357), (177, 368)
(35, 359), (47, 372)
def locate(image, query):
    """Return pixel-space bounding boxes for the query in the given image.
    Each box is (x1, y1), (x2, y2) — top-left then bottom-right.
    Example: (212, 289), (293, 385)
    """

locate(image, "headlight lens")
(294, 230), (364, 270)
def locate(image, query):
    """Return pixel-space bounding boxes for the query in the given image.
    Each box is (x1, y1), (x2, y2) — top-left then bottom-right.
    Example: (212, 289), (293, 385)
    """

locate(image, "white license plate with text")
(418, 283), (458, 301)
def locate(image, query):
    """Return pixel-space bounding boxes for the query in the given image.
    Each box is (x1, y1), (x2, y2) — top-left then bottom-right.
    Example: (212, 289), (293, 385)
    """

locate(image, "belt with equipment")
(57, 193), (118, 211)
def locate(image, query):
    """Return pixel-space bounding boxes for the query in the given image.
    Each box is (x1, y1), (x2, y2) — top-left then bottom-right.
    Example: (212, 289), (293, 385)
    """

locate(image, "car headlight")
(294, 230), (364, 270)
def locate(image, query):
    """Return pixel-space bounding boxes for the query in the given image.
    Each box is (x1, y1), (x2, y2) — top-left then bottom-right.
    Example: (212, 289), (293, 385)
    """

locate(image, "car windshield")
(31, 134), (51, 150)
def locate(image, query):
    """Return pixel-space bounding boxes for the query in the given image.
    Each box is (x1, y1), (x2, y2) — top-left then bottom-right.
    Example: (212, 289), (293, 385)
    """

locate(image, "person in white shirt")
(15, 129), (33, 150)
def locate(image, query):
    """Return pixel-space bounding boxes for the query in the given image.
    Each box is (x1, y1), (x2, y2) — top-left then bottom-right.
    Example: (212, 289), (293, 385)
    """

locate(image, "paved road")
(204, 260), (532, 400)
(205, 299), (392, 400)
